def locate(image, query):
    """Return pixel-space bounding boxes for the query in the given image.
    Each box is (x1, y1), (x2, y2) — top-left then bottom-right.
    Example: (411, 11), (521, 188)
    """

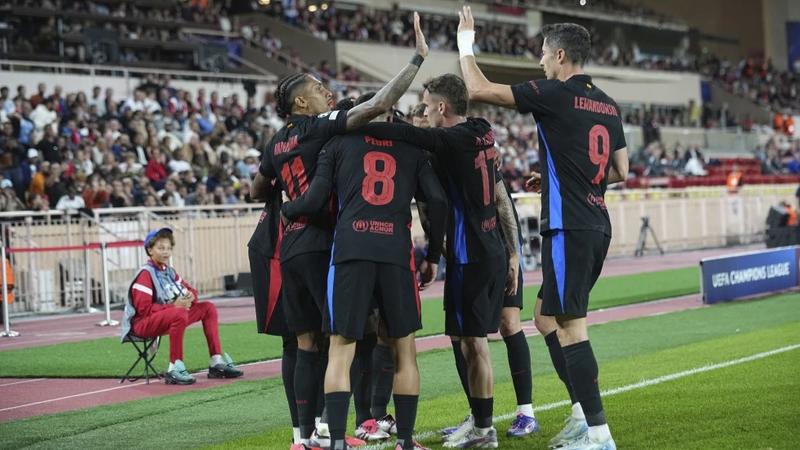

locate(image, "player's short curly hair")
(274, 73), (309, 119)
(423, 74), (468, 116)
(541, 23), (591, 66)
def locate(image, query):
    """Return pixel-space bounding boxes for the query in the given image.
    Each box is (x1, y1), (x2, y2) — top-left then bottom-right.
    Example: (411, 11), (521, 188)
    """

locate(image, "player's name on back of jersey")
(574, 96), (619, 117)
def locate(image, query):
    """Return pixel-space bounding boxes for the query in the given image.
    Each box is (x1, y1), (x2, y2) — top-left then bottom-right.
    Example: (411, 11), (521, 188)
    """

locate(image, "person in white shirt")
(55, 185), (86, 211)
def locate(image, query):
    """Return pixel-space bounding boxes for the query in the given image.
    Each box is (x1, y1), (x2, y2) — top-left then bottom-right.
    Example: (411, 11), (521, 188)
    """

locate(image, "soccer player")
(364, 74), (521, 448)
(281, 98), (448, 450)
(253, 13), (429, 449)
(456, 7), (629, 450)
(249, 179), (302, 443)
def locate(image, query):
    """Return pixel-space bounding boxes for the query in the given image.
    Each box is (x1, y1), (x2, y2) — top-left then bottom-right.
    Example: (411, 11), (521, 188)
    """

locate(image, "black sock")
(563, 340), (605, 426)
(503, 330), (532, 407)
(545, 331), (578, 404)
(282, 335), (299, 428)
(353, 334), (377, 425)
(393, 394), (419, 448)
(326, 391), (351, 449)
(317, 346), (329, 420)
(371, 343), (395, 419)
(295, 349), (320, 439)
(451, 340), (472, 411)
(471, 397), (493, 429)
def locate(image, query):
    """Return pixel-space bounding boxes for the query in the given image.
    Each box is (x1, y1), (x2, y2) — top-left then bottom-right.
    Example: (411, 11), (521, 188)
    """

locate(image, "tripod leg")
(635, 225), (648, 257)
(648, 226), (665, 255)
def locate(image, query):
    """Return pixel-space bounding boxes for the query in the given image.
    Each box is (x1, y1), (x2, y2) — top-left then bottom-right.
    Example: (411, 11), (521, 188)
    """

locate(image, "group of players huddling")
(248, 6), (628, 450)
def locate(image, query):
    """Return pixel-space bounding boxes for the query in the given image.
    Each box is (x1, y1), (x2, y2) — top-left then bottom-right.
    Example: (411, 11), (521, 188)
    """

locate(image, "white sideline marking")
(365, 343), (800, 449)
(0, 378), (47, 388)
(0, 382), (146, 413)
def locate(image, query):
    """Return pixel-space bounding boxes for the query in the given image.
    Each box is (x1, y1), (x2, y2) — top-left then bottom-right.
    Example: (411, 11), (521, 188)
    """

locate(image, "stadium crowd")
(1, 77), (799, 212)
(0, 78), (284, 212)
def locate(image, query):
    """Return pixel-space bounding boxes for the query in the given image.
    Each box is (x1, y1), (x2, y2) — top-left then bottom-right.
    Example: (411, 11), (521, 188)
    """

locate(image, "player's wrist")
(410, 54), (425, 67)
(457, 31), (475, 58)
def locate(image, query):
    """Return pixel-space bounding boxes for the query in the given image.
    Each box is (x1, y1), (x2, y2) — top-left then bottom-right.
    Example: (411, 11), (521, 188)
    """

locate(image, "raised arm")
(281, 148), (335, 220)
(345, 12), (428, 130)
(607, 147), (629, 185)
(495, 179), (520, 295)
(457, 6), (516, 109)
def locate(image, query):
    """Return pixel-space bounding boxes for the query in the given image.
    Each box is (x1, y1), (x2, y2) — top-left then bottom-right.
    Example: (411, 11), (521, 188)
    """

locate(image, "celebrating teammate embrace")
(253, 12), (430, 450)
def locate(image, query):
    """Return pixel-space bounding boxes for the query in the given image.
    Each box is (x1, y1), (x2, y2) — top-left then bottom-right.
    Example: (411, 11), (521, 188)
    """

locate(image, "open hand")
(457, 6), (475, 33)
(413, 12), (429, 58)
(526, 171), (542, 193)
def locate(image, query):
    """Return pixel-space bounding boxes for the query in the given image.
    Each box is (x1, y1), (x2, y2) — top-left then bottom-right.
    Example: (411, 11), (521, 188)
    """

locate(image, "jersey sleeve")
(415, 157), (447, 263)
(511, 79), (560, 118)
(258, 148), (276, 178)
(613, 119), (627, 151)
(281, 141), (337, 220)
(313, 109), (349, 138)
(361, 123), (448, 156)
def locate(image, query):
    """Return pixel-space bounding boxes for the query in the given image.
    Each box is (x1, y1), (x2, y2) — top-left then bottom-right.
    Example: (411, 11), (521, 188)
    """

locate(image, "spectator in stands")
(726, 164), (744, 194)
(122, 227), (243, 385)
(0, 179), (25, 212)
(55, 184), (85, 210)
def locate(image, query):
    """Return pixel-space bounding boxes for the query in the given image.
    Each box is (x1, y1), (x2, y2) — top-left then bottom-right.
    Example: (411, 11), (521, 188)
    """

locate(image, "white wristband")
(457, 30), (475, 58)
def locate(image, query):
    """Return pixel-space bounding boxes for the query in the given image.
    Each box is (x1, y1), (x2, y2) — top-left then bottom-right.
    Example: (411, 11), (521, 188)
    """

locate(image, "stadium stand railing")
(0, 185), (796, 321)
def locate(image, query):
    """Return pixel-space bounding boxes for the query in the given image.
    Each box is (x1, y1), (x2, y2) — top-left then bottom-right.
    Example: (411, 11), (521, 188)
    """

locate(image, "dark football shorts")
(540, 230), (610, 318)
(444, 256), (506, 337)
(327, 260), (421, 340)
(281, 251), (329, 333)
(249, 247), (289, 336)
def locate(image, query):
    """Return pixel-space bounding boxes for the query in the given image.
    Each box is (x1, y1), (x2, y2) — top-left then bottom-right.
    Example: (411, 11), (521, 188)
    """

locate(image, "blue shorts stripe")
(551, 231), (567, 313)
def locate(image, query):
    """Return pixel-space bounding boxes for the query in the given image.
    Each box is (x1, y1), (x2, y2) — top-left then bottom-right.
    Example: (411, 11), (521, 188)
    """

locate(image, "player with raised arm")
(253, 13), (429, 450)
(281, 97), (448, 450)
(363, 74), (521, 449)
(456, 6), (629, 450)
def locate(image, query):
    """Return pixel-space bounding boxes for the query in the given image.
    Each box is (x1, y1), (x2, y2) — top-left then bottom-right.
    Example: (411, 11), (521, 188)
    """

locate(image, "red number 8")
(588, 124), (610, 185)
(362, 151), (396, 206)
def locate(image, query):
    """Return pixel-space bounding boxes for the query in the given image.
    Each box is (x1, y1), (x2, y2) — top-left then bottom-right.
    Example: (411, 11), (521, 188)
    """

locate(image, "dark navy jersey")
(247, 182), (282, 258)
(511, 75), (626, 236)
(259, 111), (348, 261)
(362, 118), (506, 264)
(281, 128), (447, 269)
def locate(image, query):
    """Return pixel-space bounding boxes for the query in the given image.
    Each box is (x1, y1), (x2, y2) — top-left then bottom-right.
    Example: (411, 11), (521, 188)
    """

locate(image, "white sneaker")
(442, 427), (498, 448)
(377, 414), (398, 435)
(311, 424), (330, 448)
(443, 414), (474, 443)
(549, 416), (588, 448)
(559, 433), (616, 450)
(354, 418), (390, 441)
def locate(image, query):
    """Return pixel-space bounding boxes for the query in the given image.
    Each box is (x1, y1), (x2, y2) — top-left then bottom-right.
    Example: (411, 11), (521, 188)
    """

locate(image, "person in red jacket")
(122, 227), (243, 385)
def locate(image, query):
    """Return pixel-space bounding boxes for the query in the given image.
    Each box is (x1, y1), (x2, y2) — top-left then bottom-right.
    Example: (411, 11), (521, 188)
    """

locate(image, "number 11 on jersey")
(474, 148), (498, 206)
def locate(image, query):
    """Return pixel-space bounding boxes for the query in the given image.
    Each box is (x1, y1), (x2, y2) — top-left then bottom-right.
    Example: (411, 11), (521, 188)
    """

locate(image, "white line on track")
(0, 378), (47, 388)
(365, 343), (800, 449)
(0, 381), (146, 413)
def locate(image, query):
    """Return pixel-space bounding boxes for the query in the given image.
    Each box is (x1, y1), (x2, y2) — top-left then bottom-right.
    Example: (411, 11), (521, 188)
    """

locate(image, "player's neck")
(442, 115), (466, 128)
(557, 65), (585, 82)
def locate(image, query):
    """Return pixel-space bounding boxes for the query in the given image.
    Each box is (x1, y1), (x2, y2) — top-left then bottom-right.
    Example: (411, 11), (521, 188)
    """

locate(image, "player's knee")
(556, 326), (586, 346)
(171, 308), (189, 326)
(461, 337), (487, 358)
(499, 311), (521, 337)
(296, 333), (317, 352)
(534, 313), (556, 336)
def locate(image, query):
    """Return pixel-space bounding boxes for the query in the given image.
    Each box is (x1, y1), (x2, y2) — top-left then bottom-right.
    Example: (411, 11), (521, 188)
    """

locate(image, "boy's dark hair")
(541, 23), (592, 66)
(423, 74), (468, 116)
(274, 73), (309, 119)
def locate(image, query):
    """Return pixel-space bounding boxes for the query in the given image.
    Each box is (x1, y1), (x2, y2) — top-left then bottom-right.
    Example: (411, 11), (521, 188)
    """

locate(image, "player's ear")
(294, 94), (307, 111)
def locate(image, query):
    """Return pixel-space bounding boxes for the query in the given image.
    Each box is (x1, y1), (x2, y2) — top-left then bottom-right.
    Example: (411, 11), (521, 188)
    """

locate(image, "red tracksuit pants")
(132, 302), (222, 363)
